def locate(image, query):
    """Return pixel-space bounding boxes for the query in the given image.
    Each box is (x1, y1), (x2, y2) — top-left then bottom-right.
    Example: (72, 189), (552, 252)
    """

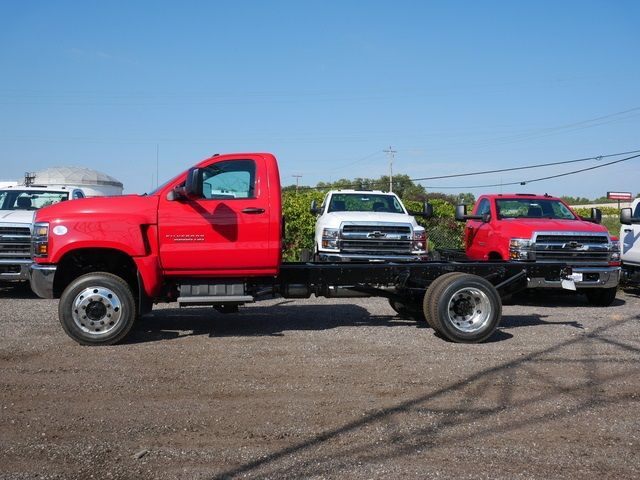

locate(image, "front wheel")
(585, 287), (617, 307)
(58, 272), (137, 346)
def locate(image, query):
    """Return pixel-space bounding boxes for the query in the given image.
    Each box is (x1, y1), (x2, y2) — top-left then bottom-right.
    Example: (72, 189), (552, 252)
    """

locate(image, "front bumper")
(318, 252), (429, 262)
(528, 266), (620, 289)
(0, 258), (32, 282)
(29, 264), (57, 298)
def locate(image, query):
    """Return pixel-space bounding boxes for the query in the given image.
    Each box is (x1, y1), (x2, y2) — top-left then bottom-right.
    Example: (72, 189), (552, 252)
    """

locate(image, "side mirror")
(455, 204), (489, 223)
(410, 202), (433, 218)
(166, 167), (202, 201)
(184, 167), (203, 197)
(455, 204), (467, 221)
(423, 202), (433, 219)
(590, 208), (602, 224)
(310, 200), (321, 215)
(620, 207), (640, 225)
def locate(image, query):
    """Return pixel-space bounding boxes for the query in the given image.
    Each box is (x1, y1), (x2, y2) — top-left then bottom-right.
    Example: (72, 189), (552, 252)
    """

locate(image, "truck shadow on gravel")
(128, 304), (417, 344)
(126, 304), (579, 345)
(208, 314), (640, 479)
(506, 290), (626, 308)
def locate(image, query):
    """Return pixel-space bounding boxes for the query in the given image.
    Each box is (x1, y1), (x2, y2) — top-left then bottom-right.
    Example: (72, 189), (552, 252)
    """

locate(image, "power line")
(294, 148), (640, 192)
(411, 148), (640, 181)
(420, 153), (640, 189)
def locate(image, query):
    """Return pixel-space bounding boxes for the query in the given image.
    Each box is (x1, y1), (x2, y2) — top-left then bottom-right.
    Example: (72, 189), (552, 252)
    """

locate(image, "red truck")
(455, 193), (620, 306)
(29, 153), (568, 345)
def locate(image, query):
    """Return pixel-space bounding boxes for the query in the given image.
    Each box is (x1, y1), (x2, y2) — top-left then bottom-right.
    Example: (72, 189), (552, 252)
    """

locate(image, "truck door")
(465, 198), (492, 259)
(621, 201), (640, 265)
(158, 156), (276, 275)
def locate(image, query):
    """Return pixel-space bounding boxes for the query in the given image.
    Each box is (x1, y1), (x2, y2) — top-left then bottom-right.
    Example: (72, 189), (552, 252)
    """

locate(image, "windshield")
(495, 198), (576, 220)
(0, 190), (69, 210)
(327, 193), (405, 214)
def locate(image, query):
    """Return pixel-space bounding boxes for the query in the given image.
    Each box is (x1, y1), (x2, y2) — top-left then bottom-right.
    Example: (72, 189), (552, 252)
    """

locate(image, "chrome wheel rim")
(446, 287), (492, 333)
(71, 287), (123, 336)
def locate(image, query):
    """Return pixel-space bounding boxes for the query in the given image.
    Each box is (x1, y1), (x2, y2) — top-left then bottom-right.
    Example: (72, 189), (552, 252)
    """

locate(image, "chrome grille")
(535, 234), (608, 244)
(0, 225), (32, 259)
(340, 223), (413, 254)
(533, 232), (611, 264)
(342, 225), (411, 235)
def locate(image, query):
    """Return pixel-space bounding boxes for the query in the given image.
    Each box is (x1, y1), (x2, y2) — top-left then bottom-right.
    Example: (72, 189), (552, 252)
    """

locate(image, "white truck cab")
(620, 198), (640, 285)
(311, 190), (431, 262)
(0, 186), (86, 282)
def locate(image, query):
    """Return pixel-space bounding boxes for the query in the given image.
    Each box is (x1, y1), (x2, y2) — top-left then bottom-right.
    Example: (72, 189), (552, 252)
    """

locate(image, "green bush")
(282, 190), (325, 261)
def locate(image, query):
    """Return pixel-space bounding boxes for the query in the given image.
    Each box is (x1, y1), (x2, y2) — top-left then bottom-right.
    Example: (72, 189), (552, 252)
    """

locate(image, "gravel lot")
(1, 284), (639, 479)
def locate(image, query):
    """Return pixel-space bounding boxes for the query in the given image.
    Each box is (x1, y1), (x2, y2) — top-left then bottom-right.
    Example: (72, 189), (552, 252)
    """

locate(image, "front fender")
(47, 217), (150, 264)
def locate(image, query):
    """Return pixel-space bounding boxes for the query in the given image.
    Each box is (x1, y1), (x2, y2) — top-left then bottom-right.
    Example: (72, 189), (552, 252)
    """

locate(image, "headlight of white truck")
(321, 228), (339, 250)
(509, 238), (532, 260)
(412, 229), (427, 253)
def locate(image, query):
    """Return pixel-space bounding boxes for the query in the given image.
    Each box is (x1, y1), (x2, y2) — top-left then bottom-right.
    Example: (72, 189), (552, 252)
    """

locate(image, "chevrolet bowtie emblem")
(367, 231), (386, 239)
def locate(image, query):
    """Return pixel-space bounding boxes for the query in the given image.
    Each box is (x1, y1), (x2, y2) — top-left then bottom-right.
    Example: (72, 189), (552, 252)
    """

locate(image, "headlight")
(412, 229), (427, 253)
(610, 242), (621, 263)
(321, 228), (339, 250)
(509, 238), (532, 260)
(32, 222), (50, 258)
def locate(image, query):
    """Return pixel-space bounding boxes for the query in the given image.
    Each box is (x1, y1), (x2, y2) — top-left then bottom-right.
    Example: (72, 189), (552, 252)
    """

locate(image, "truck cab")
(311, 190), (429, 262)
(620, 198), (640, 285)
(457, 193), (620, 305)
(0, 185), (85, 282)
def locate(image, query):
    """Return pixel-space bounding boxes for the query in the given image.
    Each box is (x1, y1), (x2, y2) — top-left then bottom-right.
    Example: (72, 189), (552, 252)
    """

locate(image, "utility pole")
(383, 146), (396, 192)
(292, 174), (302, 192)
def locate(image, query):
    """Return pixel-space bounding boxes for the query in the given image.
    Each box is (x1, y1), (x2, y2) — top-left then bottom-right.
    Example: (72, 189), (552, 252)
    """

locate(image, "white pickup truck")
(620, 198), (640, 285)
(310, 189), (432, 262)
(0, 185), (86, 282)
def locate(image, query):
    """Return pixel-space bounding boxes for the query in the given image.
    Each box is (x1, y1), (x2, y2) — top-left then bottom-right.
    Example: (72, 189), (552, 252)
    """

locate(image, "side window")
(634, 203), (640, 218)
(201, 160), (256, 200)
(476, 199), (491, 216)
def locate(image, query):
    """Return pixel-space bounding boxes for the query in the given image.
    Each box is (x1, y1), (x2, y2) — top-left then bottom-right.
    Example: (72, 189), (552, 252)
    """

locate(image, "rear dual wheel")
(423, 273), (502, 343)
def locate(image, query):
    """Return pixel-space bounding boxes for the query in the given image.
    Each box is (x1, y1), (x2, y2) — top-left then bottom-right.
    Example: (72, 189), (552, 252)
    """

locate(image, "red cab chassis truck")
(30, 153), (570, 345)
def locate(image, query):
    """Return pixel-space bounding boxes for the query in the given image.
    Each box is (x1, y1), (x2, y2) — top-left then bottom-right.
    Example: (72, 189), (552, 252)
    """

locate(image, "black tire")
(58, 272), (137, 346)
(425, 273), (502, 343)
(585, 287), (617, 307)
(388, 298), (426, 322)
(423, 272), (467, 330)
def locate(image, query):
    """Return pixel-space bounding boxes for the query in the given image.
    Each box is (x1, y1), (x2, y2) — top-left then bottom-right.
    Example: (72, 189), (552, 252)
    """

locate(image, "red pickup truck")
(29, 153), (569, 345)
(456, 193), (620, 306)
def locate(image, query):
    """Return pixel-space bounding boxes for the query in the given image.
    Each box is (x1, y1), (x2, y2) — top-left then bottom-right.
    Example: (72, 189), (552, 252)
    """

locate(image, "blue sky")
(1, 0), (639, 197)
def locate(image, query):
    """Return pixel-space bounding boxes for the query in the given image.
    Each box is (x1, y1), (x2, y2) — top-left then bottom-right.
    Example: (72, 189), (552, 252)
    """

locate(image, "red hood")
(496, 218), (610, 237)
(34, 194), (160, 225)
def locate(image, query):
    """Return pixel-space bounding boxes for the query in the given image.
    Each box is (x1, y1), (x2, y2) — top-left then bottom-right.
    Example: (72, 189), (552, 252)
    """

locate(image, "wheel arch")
(53, 247), (139, 299)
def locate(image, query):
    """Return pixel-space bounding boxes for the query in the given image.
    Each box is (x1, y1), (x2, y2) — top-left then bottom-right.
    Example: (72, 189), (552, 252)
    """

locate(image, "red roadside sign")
(607, 191), (633, 200)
